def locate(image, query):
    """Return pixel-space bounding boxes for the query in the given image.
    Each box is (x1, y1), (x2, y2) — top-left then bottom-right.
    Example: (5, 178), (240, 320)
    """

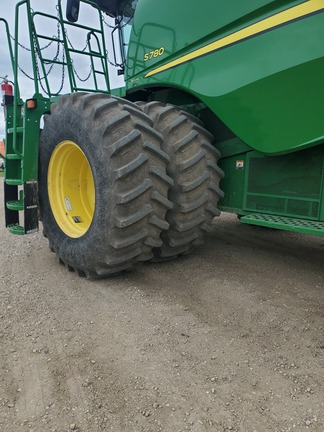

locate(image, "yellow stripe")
(145, 0), (324, 78)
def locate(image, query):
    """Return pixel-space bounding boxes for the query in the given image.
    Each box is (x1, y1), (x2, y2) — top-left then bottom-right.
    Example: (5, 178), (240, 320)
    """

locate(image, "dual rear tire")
(39, 94), (223, 277)
(141, 102), (224, 260)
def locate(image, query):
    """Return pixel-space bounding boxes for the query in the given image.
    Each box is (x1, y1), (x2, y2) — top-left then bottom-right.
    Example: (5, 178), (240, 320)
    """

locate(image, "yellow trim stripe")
(145, 0), (324, 78)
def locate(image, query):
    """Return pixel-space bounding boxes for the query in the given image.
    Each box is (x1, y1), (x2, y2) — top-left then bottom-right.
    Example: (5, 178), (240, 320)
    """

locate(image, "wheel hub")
(48, 140), (95, 238)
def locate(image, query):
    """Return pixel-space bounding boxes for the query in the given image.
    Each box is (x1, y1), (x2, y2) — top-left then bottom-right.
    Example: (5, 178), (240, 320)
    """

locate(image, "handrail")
(0, 18), (15, 77)
(31, 11), (62, 95)
(9, 0), (111, 101)
(57, 0), (110, 93)
(13, 0), (29, 157)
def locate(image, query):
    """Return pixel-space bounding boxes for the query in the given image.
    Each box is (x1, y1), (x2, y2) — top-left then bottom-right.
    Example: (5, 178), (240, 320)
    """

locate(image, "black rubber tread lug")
(83, 92), (114, 109)
(178, 110), (205, 127)
(151, 191), (173, 210)
(135, 120), (164, 144)
(93, 98), (122, 121)
(109, 129), (142, 157)
(152, 244), (189, 261)
(168, 231), (199, 247)
(115, 179), (152, 204)
(102, 110), (131, 138)
(94, 263), (134, 277)
(150, 166), (174, 187)
(136, 251), (154, 262)
(149, 214), (169, 230)
(71, 91), (89, 104)
(207, 159), (225, 179)
(205, 203), (221, 217)
(114, 153), (149, 180)
(104, 247), (143, 266)
(177, 149), (205, 172)
(114, 204), (152, 228)
(173, 214), (206, 232)
(192, 122), (215, 142)
(110, 228), (148, 249)
(123, 104), (154, 126)
(180, 170), (209, 192)
(144, 236), (163, 248)
(209, 182), (225, 199)
(201, 139), (222, 159)
(143, 141), (170, 164)
(166, 114), (188, 134)
(134, 101), (146, 108)
(178, 194), (209, 212)
(173, 130), (199, 153)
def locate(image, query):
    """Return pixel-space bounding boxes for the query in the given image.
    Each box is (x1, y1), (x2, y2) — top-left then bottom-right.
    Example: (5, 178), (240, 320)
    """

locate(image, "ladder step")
(7, 127), (24, 134)
(37, 34), (64, 43)
(6, 179), (23, 186)
(93, 69), (106, 75)
(67, 48), (105, 58)
(42, 58), (68, 65)
(7, 224), (25, 235)
(6, 199), (24, 211)
(6, 153), (22, 160)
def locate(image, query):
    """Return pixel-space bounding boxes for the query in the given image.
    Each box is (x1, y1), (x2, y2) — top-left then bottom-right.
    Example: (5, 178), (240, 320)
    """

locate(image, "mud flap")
(24, 180), (39, 234)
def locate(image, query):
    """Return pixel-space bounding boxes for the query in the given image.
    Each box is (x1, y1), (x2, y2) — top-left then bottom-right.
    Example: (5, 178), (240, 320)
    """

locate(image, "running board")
(240, 213), (324, 237)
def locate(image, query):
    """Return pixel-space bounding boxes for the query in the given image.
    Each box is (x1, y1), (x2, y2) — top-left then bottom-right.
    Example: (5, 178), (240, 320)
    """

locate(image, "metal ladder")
(4, 95), (50, 235)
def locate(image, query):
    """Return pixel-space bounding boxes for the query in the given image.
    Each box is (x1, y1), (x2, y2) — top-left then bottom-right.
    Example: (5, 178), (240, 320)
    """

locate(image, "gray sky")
(0, 0), (125, 139)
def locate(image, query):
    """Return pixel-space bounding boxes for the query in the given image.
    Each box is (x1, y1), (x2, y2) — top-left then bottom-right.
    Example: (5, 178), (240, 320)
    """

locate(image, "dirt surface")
(0, 178), (323, 432)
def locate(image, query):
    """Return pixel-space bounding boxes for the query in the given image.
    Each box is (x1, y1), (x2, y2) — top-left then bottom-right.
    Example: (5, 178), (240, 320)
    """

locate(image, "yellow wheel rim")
(48, 140), (95, 238)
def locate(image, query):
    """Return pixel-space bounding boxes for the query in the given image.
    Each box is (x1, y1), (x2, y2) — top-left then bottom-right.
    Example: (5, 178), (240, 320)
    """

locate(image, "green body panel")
(126, 0), (324, 154)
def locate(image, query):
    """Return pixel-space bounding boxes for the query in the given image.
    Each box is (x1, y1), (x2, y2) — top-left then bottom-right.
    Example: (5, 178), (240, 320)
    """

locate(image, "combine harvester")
(1, 0), (324, 277)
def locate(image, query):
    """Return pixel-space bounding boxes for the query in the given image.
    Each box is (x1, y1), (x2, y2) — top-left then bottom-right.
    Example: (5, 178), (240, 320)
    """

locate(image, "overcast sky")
(0, 0), (125, 139)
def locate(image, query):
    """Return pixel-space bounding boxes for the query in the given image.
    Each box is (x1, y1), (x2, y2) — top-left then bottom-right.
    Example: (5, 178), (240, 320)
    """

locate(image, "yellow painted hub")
(48, 140), (95, 238)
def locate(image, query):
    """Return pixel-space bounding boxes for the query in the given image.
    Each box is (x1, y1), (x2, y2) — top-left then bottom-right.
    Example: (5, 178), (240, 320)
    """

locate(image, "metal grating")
(241, 213), (324, 237)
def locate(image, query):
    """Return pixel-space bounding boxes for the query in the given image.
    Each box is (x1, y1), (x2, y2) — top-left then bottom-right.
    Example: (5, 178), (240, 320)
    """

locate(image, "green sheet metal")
(126, 0), (324, 155)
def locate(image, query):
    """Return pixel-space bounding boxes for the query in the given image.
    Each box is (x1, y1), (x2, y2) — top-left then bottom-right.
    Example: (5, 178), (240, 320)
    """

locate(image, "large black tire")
(39, 93), (173, 278)
(141, 102), (224, 260)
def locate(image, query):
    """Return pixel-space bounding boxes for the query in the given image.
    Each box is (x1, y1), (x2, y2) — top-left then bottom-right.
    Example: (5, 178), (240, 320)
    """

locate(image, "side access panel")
(218, 144), (324, 222)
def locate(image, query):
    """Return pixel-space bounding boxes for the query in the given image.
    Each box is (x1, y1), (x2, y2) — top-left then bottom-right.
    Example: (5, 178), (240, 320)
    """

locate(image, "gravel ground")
(0, 178), (323, 432)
